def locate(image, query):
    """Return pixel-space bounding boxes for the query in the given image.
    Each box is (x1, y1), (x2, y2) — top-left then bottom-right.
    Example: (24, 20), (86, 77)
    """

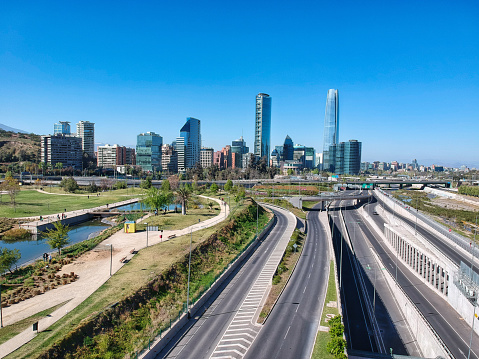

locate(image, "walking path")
(0, 195), (229, 359)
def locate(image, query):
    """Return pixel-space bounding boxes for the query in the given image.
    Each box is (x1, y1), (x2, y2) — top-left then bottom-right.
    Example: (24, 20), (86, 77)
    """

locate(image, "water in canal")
(0, 219), (110, 267)
(114, 202), (181, 211)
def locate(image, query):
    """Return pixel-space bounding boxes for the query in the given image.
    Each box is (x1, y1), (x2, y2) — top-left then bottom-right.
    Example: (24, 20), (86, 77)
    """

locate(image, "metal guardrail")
(376, 188), (478, 259)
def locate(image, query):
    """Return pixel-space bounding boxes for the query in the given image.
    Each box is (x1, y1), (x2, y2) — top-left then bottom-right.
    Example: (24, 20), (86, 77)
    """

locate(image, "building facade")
(231, 136), (249, 169)
(254, 93), (271, 164)
(76, 121), (95, 158)
(328, 139), (361, 175)
(323, 89), (339, 172)
(54, 121), (71, 135)
(200, 147), (214, 168)
(283, 135), (294, 161)
(41, 134), (83, 169)
(97, 144), (136, 168)
(161, 144), (178, 173)
(177, 117), (201, 171)
(136, 132), (163, 172)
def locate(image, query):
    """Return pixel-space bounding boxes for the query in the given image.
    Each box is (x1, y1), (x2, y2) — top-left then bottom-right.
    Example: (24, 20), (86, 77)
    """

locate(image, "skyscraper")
(177, 117), (201, 171)
(76, 121), (95, 158)
(254, 93), (272, 165)
(323, 89), (339, 172)
(283, 135), (294, 161)
(54, 121), (71, 135)
(136, 132), (163, 172)
(328, 140), (361, 175)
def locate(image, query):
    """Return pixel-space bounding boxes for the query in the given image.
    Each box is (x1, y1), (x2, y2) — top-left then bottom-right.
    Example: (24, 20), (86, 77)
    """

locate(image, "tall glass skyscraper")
(177, 117), (201, 171)
(323, 89), (339, 171)
(136, 132), (163, 172)
(254, 93), (271, 165)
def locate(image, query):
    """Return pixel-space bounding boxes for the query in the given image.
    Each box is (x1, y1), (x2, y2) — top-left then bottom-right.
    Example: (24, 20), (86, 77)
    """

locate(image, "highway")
(358, 198), (479, 358)
(373, 193), (479, 274)
(244, 204), (330, 359)
(155, 206), (295, 359)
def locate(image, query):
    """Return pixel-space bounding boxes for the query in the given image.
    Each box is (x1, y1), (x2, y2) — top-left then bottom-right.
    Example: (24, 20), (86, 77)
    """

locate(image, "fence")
(376, 188), (478, 259)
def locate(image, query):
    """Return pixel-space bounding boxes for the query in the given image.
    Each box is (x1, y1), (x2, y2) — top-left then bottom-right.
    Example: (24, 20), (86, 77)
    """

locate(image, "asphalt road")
(373, 194), (478, 273)
(245, 204), (330, 359)
(362, 199), (479, 359)
(156, 207), (294, 359)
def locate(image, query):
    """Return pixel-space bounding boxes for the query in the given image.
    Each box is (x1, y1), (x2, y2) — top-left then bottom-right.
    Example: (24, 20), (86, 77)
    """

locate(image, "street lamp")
(107, 244), (113, 276)
(145, 223), (149, 247)
(186, 227), (193, 319)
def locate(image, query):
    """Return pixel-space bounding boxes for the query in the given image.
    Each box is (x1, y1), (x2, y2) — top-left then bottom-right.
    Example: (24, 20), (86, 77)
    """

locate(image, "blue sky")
(1, 0), (478, 167)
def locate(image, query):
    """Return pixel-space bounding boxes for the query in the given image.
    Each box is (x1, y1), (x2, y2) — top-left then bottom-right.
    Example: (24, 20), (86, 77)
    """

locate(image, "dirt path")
(0, 195), (229, 358)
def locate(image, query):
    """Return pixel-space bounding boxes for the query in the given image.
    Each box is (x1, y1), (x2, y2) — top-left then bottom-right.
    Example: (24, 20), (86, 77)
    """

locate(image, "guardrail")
(376, 188), (478, 259)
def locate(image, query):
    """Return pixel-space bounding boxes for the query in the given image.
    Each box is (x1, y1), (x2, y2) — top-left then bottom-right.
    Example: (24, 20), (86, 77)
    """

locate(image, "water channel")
(0, 219), (110, 267)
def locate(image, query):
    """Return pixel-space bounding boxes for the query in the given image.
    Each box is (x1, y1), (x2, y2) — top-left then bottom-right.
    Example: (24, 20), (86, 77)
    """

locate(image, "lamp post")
(186, 227), (193, 319)
(107, 244), (112, 276)
(145, 223), (149, 247)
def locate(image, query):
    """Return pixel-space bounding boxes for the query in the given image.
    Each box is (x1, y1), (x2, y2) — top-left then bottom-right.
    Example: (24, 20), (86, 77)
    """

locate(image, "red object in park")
(449, 229), (452, 232)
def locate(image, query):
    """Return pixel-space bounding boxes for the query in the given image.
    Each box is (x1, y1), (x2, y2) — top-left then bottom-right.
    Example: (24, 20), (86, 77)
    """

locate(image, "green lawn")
(312, 260), (339, 359)
(0, 190), (142, 218)
(0, 301), (70, 345)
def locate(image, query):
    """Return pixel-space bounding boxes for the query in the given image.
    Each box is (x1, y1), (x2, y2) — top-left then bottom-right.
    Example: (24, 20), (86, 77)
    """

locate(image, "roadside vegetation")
(5, 199), (271, 359)
(312, 261), (342, 359)
(392, 189), (478, 239)
(261, 197), (306, 219)
(258, 229), (305, 323)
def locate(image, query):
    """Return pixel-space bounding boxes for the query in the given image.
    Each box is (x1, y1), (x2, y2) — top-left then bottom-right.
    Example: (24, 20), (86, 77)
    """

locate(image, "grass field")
(0, 189), (143, 218)
(312, 260), (339, 359)
(0, 301), (69, 345)
(5, 199), (266, 358)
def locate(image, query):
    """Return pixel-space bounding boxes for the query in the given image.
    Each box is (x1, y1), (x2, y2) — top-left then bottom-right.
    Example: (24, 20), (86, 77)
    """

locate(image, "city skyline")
(1, 1), (478, 167)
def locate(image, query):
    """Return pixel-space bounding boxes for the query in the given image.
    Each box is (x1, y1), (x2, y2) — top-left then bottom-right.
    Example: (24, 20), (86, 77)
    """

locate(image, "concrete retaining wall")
(141, 206), (276, 359)
(362, 208), (453, 358)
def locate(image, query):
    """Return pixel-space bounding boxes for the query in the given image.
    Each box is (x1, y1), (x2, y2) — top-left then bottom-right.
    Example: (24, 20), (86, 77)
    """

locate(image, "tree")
(0, 175), (20, 205)
(113, 180), (127, 190)
(176, 185), (191, 215)
(44, 221), (70, 255)
(0, 247), (21, 274)
(60, 177), (79, 193)
(224, 179), (233, 192)
(168, 175), (179, 190)
(210, 183), (218, 194)
(55, 162), (63, 176)
(140, 176), (153, 189)
(143, 187), (174, 214)
(161, 179), (170, 192)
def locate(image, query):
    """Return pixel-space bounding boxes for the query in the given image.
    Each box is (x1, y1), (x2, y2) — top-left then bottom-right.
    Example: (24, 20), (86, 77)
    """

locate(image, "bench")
(120, 256), (127, 263)
(130, 248), (136, 254)
(168, 234), (176, 239)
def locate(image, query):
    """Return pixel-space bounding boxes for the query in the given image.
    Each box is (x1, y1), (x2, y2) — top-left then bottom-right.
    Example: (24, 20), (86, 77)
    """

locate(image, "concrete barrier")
(140, 206), (276, 359)
(361, 207), (453, 358)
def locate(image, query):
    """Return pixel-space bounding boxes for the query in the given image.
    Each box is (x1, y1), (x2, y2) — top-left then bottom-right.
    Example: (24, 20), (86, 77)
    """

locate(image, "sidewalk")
(0, 195), (229, 358)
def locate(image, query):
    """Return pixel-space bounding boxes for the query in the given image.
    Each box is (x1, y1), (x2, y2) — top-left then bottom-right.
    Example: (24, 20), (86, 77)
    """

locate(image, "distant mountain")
(0, 123), (28, 134)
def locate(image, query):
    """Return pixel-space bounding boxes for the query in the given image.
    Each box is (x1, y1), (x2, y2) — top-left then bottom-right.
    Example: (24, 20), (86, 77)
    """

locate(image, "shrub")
(3, 227), (31, 240)
(114, 181), (128, 190)
(60, 177), (79, 193)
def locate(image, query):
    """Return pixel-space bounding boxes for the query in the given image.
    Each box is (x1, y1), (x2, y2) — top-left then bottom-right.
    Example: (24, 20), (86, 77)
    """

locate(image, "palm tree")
(176, 186), (191, 215)
(55, 162), (63, 176)
(39, 162), (45, 177)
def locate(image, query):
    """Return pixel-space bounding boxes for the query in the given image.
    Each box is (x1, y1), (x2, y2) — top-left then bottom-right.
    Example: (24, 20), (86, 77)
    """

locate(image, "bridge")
(286, 192), (372, 209)
(344, 180), (451, 189)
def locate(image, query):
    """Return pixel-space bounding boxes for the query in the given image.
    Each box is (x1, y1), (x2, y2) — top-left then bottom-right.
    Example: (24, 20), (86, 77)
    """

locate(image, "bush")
(114, 181), (127, 190)
(3, 227), (31, 240)
(86, 182), (99, 193)
(60, 177), (79, 193)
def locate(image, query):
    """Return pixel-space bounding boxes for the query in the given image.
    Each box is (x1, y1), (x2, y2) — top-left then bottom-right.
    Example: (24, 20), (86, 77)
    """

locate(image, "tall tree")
(0, 175), (20, 206)
(55, 162), (63, 176)
(0, 247), (21, 274)
(143, 187), (174, 213)
(176, 185), (191, 215)
(44, 221), (70, 255)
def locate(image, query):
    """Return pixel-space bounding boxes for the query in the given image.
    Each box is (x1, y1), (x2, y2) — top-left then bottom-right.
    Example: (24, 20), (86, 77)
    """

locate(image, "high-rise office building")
(136, 132), (163, 172)
(231, 136), (249, 168)
(161, 144), (178, 174)
(254, 93), (272, 165)
(177, 117), (201, 171)
(323, 89), (339, 172)
(76, 121), (95, 158)
(283, 135), (294, 161)
(328, 140), (361, 175)
(54, 121), (71, 135)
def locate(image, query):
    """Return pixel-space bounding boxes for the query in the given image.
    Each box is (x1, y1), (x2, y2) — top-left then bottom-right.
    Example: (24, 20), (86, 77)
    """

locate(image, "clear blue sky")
(1, 0), (478, 167)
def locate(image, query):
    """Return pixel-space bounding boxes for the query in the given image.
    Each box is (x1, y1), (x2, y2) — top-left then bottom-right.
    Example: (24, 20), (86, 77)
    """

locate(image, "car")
(373, 211), (378, 215)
